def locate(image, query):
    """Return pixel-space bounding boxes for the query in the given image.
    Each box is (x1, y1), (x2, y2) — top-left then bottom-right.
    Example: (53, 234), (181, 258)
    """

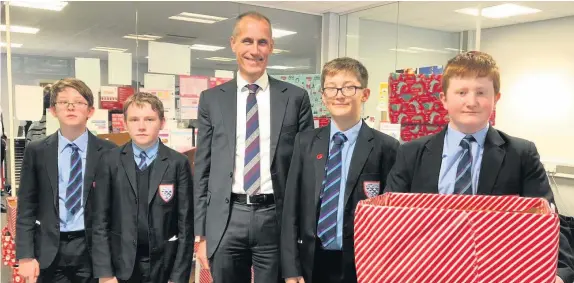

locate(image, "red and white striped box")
(354, 193), (560, 283)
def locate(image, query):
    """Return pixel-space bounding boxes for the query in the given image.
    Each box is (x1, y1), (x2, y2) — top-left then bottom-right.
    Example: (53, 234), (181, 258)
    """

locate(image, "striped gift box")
(354, 193), (559, 283)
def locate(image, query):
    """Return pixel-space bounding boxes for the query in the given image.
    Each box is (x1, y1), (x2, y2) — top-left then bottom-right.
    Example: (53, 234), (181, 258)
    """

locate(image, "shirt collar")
(446, 123), (489, 153)
(58, 129), (89, 153)
(132, 139), (160, 158)
(330, 119), (363, 145)
(237, 70), (269, 92)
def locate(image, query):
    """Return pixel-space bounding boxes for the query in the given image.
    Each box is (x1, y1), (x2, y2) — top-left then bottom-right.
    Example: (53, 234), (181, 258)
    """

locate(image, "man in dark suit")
(281, 57), (399, 283)
(91, 92), (193, 283)
(194, 11), (314, 283)
(385, 51), (574, 283)
(16, 78), (116, 283)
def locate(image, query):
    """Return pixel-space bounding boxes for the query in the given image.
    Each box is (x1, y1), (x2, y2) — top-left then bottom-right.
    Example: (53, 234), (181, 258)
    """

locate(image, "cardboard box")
(354, 193), (559, 283)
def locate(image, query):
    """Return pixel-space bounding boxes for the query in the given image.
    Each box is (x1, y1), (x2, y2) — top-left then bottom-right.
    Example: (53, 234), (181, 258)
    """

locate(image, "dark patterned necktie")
(317, 132), (347, 247)
(65, 143), (82, 215)
(138, 151), (148, 170)
(244, 84), (261, 195)
(454, 135), (475, 195)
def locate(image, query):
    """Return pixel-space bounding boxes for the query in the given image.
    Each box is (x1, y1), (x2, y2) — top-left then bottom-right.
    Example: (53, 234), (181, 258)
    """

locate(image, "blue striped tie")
(65, 143), (82, 216)
(138, 151), (148, 170)
(244, 84), (261, 195)
(454, 135), (475, 195)
(317, 132), (347, 248)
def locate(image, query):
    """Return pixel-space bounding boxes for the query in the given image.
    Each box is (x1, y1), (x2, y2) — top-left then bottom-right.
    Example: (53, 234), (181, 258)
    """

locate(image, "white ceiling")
(2, 1), (323, 74)
(351, 1), (574, 32)
(3, 1), (574, 76)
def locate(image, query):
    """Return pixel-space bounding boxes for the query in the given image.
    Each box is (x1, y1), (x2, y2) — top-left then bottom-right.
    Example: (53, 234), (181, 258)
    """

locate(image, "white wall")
(481, 16), (574, 163)
(347, 17), (460, 125)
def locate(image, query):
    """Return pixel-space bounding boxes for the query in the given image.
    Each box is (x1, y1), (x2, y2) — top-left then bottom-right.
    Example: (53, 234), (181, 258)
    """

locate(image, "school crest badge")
(363, 181), (380, 198)
(159, 184), (174, 203)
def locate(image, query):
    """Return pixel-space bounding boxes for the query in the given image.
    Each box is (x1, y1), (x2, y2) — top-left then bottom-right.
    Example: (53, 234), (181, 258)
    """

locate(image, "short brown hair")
(123, 92), (165, 121)
(442, 51), (500, 94)
(50, 78), (94, 107)
(232, 11), (272, 37)
(321, 57), (369, 88)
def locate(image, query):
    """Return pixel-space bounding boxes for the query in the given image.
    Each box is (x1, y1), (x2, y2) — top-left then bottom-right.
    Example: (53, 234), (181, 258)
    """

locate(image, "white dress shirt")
(232, 71), (273, 195)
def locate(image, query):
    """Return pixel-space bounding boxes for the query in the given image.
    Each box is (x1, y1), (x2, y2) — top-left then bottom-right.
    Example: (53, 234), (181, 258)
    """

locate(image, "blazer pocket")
(359, 173), (382, 198)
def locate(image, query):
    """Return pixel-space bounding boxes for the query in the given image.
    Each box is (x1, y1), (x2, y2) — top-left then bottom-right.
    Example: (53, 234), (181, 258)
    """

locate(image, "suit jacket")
(15, 131), (116, 268)
(385, 126), (574, 282)
(194, 76), (314, 257)
(91, 142), (193, 283)
(281, 122), (400, 282)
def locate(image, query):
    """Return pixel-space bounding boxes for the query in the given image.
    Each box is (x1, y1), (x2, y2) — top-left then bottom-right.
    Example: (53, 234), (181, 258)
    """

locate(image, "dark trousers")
(210, 202), (280, 283)
(312, 246), (353, 283)
(37, 232), (95, 283)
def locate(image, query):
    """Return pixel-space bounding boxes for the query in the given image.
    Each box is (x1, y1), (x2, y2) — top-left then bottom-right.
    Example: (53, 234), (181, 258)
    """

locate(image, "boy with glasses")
(16, 78), (116, 283)
(281, 57), (399, 283)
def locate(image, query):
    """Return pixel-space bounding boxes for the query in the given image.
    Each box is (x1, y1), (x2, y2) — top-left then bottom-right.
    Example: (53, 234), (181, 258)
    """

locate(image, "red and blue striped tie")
(65, 143), (82, 216)
(317, 132), (347, 248)
(244, 84), (261, 195)
(454, 135), (475, 195)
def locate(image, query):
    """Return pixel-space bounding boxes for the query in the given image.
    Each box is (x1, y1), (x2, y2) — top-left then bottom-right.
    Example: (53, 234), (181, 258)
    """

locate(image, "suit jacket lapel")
(44, 133), (59, 211)
(149, 143), (169, 205)
(269, 77), (289, 161)
(344, 123), (374, 207)
(120, 143), (138, 197)
(313, 127), (330, 207)
(420, 128), (447, 194)
(83, 132), (101, 205)
(477, 127), (506, 195)
(218, 80), (237, 162)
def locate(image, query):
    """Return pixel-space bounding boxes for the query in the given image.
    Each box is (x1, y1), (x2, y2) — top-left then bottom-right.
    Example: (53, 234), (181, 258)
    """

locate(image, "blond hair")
(321, 57), (369, 88)
(122, 92), (165, 121)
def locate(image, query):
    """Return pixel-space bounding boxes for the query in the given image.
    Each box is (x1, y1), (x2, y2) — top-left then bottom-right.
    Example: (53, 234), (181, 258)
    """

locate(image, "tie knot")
(333, 132), (348, 146)
(246, 84), (259, 94)
(139, 151), (147, 160)
(460, 135), (475, 148)
(68, 143), (79, 152)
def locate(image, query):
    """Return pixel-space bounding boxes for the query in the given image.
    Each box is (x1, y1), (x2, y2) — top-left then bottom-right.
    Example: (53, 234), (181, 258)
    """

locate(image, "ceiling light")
(445, 48), (462, 52)
(204, 57), (235, 62)
(272, 28), (296, 38)
(273, 49), (290, 54)
(267, 65), (295, 70)
(91, 47), (127, 53)
(6, 1), (68, 11)
(0, 25), (39, 34)
(190, 44), (225, 51)
(390, 48), (419, 54)
(455, 4), (541, 19)
(0, 42), (23, 48)
(408, 47), (450, 54)
(123, 34), (162, 41)
(169, 12), (227, 24)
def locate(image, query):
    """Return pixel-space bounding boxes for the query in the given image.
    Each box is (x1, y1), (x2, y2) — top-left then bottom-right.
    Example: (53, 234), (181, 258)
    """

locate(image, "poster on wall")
(111, 113), (126, 133)
(180, 75), (209, 119)
(87, 109), (109, 135)
(209, 77), (232, 88)
(101, 86), (134, 110)
(273, 74), (329, 117)
(377, 82), (389, 113)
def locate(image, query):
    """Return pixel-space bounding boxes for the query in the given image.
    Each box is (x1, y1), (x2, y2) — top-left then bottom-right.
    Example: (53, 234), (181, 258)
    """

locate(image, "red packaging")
(354, 193), (559, 283)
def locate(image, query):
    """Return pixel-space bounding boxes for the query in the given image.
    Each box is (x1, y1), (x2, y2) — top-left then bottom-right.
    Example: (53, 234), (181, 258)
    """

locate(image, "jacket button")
(132, 240), (136, 246)
(135, 198), (138, 204)
(225, 198), (229, 204)
(229, 172), (233, 178)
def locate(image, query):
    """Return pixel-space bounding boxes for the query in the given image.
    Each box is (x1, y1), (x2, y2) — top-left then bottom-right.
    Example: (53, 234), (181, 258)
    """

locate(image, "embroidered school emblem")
(363, 181), (380, 198)
(159, 184), (174, 203)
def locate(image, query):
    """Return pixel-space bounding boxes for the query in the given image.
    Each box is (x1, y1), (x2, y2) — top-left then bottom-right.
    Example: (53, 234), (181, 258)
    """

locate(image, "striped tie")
(138, 151), (148, 170)
(317, 132), (347, 248)
(65, 143), (82, 216)
(454, 135), (475, 195)
(244, 84), (261, 195)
